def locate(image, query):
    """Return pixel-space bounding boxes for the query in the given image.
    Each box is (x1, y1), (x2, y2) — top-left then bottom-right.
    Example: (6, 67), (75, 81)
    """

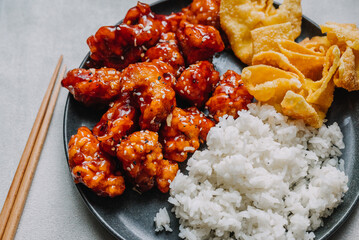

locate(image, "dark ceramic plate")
(63, 0), (359, 239)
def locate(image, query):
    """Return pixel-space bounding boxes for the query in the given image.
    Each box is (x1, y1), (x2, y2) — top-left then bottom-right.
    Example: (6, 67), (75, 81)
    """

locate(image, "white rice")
(154, 207), (173, 232)
(167, 103), (348, 240)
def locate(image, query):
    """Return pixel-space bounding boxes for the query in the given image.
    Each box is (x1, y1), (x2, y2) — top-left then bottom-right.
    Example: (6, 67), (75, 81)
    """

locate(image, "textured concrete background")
(0, 0), (358, 239)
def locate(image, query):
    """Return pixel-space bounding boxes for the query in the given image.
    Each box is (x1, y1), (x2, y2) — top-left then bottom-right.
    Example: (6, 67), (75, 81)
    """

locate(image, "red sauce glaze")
(143, 32), (185, 77)
(174, 61), (220, 107)
(92, 93), (138, 156)
(182, 0), (220, 29)
(120, 61), (177, 132)
(160, 107), (215, 162)
(61, 68), (121, 106)
(64, 1), (255, 197)
(124, 2), (184, 33)
(176, 23), (225, 65)
(156, 159), (179, 193)
(116, 130), (178, 193)
(206, 70), (254, 122)
(87, 2), (184, 70)
(149, 59), (178, 87)
(68, 126), (125, 197)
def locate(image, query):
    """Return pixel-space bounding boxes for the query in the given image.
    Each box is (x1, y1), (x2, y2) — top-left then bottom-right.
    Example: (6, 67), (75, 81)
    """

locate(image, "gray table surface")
(0, 0), (358, 239)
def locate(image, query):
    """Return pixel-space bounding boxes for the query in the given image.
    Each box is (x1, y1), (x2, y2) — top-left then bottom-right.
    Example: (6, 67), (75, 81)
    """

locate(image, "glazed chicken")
(160, 107), (215, 162)
(68, 126), (125, 197)
(87, 2), (183, 70)
(206, 70), (253, 122)
(147, 59), (178, 87)
(61, 68), (121, 106)
(124, 2), (184, 33)
(182, 0), (221, 29)
(92, 93), (137, 156)
(116, 130), (178, 193)
(156, 159), (179, 193)
(64, 0), (255, 197)
(175, 61), (220, 107)
(142, 32), (185, 77)
(177, 23), (225, 64)
(120, 61), (176, 131)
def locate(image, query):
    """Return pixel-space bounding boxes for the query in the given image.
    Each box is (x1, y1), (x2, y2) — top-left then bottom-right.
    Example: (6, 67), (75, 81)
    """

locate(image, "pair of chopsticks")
(0, 56), (66, 240)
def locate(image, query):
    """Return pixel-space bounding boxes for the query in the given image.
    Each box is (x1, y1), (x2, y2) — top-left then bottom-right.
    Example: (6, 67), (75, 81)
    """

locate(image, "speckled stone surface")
(0, 0), (358, 239)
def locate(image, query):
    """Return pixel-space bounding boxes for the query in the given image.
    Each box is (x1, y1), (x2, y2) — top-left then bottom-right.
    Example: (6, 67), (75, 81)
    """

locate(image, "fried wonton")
(321, 22), (359, 91)
(299, 36), (331, 55)
(334, 47), (359, 91)
(278, 40), (325, 80)
(241, 65), (302, 105)
(252, 50), (305, 81)
(304, 45), (340, 110)
(321, 22), (359, 51)
(281, 90), (325, 128)
(220, 0), (302, 65)
(251, 22), (294, 57)
(242, 46), (341, 128)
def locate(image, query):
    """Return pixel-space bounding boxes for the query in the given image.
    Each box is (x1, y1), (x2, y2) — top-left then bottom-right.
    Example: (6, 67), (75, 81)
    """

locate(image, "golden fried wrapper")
(278, 40), (325, 80)
(220, 0), (302, 65)
(252, 50), (305, 81)
(320, 22), (359, 91)
(243, 46), (340, 128)
(334, 47), (359, 91)
(251, 23), (294, 56)
(321, 22), (359, 51)
(305, 45), (340, 110)
(241, 65), (302, 104)
(281, 90), (325, 128)
(261, 0), (302, 38)
(299, 36), (331, 55)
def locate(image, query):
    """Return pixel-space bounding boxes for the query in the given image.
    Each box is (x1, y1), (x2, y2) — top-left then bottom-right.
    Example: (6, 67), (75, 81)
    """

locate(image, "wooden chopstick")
(0, 57), (65, 240)
(2, 65), (67, 240)
(0, 55), (63, 238)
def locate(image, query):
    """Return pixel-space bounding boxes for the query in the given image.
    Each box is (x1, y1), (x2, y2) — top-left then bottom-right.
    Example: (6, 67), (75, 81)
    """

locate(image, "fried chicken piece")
(124, 3), (184, 33)
(206, 70), (254, 122)
(156, 159), (179, 193)
(176, 23), (225, 65)
(182, 0), (220, 29)
(142, 32), (185, 77)
(61, 68), (121, 106)
(161, 107), (215, 162)
(187, 107), (216, 142)
(120, 61), (176, 131)
(68, 126), (125, 197)
(92, 93), (138, 156)
(115, 130), (155, 191)
(174, 61), (220, 107)
(116, 130), (178, 193)
(149, 59), (178, 87)
(87, 2), (183, 70)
